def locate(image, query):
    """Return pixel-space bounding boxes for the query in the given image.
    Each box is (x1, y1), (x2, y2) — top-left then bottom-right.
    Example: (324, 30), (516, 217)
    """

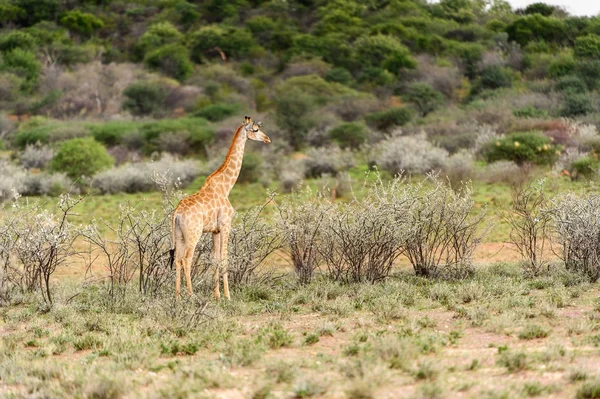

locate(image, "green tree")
(482, 131), (558, 165)
(144, 45), (193, 81)
(122, 82), (168, 117)
(188, 25), (255, 63)
(275, 89), (315, 149)
(1, 49), (41, 92)
(0, 31), (36, 52)
(522, 3), (556, 16)
(403, 83), (444, 117)
(59, 10), (104, 38)
(354, 35), (416, 74)
(51, 137), (114, 179)
(574, 34), (600, 59)
(135, 22), (182, 60)
(329, 122), (369, 149)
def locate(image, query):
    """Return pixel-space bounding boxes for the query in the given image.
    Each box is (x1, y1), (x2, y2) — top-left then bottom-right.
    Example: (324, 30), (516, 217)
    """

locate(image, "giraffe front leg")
(183, 247), (194, 296)
(220, 228), (231, 300)
(213, 232), (221, 300)
(175, 258), (182, 298)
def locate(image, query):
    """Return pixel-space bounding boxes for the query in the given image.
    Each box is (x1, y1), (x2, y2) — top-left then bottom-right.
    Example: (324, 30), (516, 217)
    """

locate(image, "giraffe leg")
(175, 255), (182, 298)
(212, 232), (221, 299)
(183, 246), (194, 296)
(220, 228), (231, 300)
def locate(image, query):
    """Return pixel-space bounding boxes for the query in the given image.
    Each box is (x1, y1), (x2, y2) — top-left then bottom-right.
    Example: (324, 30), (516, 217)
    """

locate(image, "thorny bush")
(0, 193), (82, 305)
(552, 193), (600, 281)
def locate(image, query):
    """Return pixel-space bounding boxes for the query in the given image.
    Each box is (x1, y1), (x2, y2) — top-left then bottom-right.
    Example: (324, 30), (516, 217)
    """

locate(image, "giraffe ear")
(244, 116), (251, 125)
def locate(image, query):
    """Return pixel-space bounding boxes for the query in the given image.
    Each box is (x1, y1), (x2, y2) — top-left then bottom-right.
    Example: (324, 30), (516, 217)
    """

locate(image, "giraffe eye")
(253, 128), (259, 132)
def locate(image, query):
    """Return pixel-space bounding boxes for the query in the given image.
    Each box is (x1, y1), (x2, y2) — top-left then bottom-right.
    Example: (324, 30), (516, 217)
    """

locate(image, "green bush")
(0, 31), (36, 52)
(523, 2), (556, 16)
(325, 67), (354, 86)
(1, 49), (40, 91)
(512, 106), (549, 119)
(88, 121), (139, 146)
(365, 107), (412, 131)
(329, 122), (368, 149)
(144, 44), (193, 81)
(555, 75), (587, 94)
(238, 152), (262, 183)
(548, 55), (576, 78)
(139, 117), (214, 154)
(403, 82), (444, 117)
(576, 60), (600, 90)
(569, 156), (599, 181)
(505, 15), (567, 46)
(51, 137), (114, 179)
(122, 81), (168, 117)
(14, 124), (55, 148)
(188, 25), (255, 63)
(59, 10), (103, 38)
(354, 35), (416, 74)
(482, 131), (559, 165)
(474, 65), (514, 92)
(135, 21), (182, 60)
(195, 103), (240, 122)
(575, 34), (600, 59)
(560, 93), (595, 117)
(274, 88), (316, 149)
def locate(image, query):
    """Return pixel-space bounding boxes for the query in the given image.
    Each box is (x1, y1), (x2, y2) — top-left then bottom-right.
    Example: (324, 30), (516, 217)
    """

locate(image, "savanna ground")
(2, 171), (600, 399)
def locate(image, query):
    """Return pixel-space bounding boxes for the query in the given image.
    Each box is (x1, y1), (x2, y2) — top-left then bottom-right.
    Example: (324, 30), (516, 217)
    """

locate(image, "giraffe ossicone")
(169, 116), (271, 299)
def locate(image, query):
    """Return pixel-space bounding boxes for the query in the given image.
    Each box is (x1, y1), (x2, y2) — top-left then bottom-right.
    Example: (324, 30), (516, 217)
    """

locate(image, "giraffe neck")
(204, 124), (247, 196)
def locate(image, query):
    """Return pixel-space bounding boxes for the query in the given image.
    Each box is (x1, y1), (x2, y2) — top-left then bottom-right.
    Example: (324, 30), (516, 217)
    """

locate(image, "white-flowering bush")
(483, 161), (525, 186)
(93, 155), (200, 194)
(0, 160), (74, 200)
(304, 146), (356, 178)
(444, 151), (475, 190)
(371, 133), (448, 175)
(473, 125), (503, 155)
(20, 144), (55, 170)
(0, 161), (26, 201)
(278, 160), (306, 193)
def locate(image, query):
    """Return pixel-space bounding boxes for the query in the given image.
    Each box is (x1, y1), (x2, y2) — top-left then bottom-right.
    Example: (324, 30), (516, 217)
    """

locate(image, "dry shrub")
(552, 193), (600, 281)
(400, 176), (485, 278)
(470, 107), (513, 131)
(483, 161), (530, 186)
(371, 133), (448, 175)
(276, 192), (331, 284)
(444, 151), (475, 191)
(278, 159), (306, 193)
(328, 94), (380, 122)
(92, 155), (200, 194)
(319, 193), (403, 283)
(504, 181), (552, 277)
(45, 62), (139, 118)
(281, 58), (331, 79)
(227, 198), (283, 287)
(20, 144), (54, 169)
(304, 146), (355, 178)
(0, 160), (72, 200)
(0, 194), (82, 305)
(412, 55), (462, 99)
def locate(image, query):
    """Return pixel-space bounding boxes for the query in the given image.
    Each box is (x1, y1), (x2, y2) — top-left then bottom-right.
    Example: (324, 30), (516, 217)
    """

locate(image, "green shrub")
(329, 122), (368, 149)
(473, 65), (513, 93)
(403, 82), (444, 117)
(0, 31), (36, 52)
(51, 137), (114, 179)
(122, 81), (168, 117)
(195, 103), (240, 122)
(88, 121), (139, 146)
(274, 88), (316, 149)
(523, 2), (556, 16)
(354, 34), (416, 73)
(569, 156), (599, 180)
(325, 67), (354, 86)
(144, 44), (193, 81)
(135, 21), (182, 60)
(59, 10), (104, 38)
(139, 117), (214, 153)
(506, 15), (567, 46)
(238, 152), (262, 183)
(548, 55), (576, 78)
(365, 107), (412, 131)
(14, 125), (53, 148)
(575, 34), (600, 59)
(1, 49), (40, 91)
(555, 75), (587, 94)
(560, 93), (595, 117)
(576, 381), (600, 399)
(188, 25), (255, 63)
(482, 131), (559, 166)
(576, 60), (600, 90)
(513, 106), (549, 119)
(518, 324), (549, 340)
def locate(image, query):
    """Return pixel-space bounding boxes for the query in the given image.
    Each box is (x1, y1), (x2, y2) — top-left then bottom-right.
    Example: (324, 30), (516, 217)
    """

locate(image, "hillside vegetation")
(1, 0), (600, 197)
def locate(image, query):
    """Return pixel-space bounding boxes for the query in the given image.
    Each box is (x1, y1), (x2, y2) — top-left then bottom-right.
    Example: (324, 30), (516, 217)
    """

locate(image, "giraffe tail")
(169, 214), (181, 270)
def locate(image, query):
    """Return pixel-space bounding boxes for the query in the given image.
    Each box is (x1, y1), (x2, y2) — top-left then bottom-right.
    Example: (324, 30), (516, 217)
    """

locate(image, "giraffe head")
(244, 116), (271, 144)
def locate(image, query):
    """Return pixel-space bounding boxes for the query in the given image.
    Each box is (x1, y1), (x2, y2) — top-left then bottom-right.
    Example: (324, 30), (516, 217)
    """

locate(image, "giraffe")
(169, 116), (271, 299)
